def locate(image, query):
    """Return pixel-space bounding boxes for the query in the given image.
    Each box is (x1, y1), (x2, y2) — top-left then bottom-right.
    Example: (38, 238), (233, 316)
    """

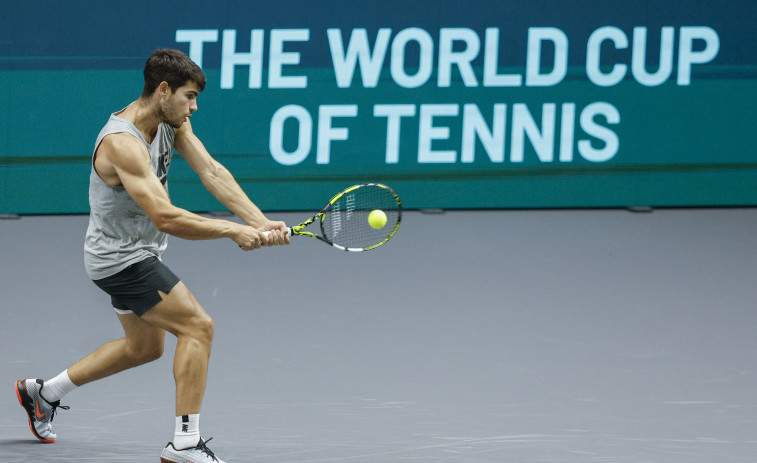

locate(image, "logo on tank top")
(157, 150), (172, 185)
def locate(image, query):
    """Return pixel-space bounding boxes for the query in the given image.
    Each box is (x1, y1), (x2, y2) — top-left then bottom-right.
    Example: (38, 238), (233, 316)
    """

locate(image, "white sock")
(174, 414), (201, 450)
(41, 370), (77, 403)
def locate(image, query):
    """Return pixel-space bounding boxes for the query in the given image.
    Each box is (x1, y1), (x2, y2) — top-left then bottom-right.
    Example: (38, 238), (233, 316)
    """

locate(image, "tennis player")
(14, 48), (288, 463)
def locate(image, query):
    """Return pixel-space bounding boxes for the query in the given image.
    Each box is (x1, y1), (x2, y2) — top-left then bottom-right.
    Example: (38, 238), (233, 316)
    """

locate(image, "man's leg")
(67, 313), (166, 386)
(54, 280), (215, 453)
(137, 281), (215, 417)
(133, 281), (227, 462)
(69, 279), (212, 416)
(16, 309), (166, 443)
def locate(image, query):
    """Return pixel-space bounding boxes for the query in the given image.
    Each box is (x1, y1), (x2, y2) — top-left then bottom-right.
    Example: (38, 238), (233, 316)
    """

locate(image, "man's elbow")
(153, 210), (181, 235)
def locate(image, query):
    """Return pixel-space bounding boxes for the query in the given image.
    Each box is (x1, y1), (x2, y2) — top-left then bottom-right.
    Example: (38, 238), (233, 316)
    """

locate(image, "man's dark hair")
(142, 49), (206, 97)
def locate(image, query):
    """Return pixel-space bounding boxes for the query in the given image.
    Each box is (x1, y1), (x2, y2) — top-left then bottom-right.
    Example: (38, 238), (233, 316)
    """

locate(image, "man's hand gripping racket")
(263, 183), (402, 252)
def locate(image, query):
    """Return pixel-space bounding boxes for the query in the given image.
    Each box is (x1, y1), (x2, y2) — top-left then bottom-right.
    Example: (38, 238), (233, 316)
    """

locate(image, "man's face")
(160, 81), (200, 128)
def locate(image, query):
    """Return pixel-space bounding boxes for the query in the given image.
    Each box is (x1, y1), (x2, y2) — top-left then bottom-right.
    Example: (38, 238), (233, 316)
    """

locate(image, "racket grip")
(262, 228), (291, 239)
(239, 228), (291, 249)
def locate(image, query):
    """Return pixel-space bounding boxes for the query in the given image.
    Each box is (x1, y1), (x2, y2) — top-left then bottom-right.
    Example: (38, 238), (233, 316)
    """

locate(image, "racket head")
(316, 183), (402, 251)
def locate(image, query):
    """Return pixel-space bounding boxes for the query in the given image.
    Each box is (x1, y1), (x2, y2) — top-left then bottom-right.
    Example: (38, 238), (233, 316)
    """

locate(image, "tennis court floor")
(2, 208), (756, 462)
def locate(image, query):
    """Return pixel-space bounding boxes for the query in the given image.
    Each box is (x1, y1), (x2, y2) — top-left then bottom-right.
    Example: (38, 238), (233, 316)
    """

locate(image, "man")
(14, 49), (288, 463)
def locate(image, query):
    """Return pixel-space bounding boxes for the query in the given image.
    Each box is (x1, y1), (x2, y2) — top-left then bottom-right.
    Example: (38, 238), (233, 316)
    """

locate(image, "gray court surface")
(1, 208), (756, 462)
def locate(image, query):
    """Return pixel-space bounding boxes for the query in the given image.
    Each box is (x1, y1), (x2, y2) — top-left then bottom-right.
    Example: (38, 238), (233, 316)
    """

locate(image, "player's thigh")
(139, 281), (213, 340)
(117, 311), (166, 358)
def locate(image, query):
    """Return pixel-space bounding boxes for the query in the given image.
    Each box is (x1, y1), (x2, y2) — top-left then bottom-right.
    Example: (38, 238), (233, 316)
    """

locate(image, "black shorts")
(92, 257), (181, 316)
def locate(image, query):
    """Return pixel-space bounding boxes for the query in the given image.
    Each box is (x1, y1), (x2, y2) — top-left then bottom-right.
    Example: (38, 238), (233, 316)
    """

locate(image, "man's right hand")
(233, 225), (267, 251)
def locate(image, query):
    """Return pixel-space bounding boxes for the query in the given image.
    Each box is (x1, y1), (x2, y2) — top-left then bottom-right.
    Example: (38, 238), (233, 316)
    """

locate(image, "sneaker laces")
(48, 402), (70, 422)
(196, 438), (218, 462)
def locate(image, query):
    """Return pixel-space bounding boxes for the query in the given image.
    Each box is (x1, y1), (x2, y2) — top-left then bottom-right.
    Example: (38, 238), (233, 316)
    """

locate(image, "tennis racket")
(264, 183), (402, 251)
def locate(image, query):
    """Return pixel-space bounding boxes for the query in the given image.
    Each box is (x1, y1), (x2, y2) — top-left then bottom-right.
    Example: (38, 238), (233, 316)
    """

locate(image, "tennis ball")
(368, 209), (387, 229)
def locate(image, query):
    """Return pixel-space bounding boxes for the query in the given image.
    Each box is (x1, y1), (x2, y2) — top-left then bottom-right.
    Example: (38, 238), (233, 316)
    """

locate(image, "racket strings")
(321, 185), (401, 250)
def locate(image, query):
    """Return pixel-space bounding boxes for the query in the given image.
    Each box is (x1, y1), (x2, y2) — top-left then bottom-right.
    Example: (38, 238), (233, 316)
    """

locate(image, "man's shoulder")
(97, 132), (150, 167)
(173, 118), (193, 139)
(99, 132), (144, 151)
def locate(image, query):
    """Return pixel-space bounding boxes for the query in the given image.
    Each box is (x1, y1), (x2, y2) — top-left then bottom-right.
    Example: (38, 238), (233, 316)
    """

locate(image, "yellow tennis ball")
(368, 209), (387, 229)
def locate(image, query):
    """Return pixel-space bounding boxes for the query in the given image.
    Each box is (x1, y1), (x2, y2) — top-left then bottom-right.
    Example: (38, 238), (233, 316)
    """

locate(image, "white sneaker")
(160, 437), (226, 463)
(15, 378), (69, 443)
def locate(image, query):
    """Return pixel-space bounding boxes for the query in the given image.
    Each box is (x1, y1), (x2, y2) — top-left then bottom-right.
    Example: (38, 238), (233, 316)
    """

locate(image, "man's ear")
(158, 81), (170, 98)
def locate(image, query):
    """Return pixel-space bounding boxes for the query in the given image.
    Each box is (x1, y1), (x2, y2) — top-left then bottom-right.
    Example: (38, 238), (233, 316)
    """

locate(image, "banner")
(1, 1), (755, 213)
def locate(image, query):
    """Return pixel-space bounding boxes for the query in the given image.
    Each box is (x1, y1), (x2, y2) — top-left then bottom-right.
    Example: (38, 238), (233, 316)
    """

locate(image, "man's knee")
(192, 313), (215, 345)
(126, 339), (164, 366)
(176, 306), (215, 346)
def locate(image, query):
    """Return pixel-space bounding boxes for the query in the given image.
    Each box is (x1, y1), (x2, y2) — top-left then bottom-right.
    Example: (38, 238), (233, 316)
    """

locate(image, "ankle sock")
(41, 370), (77, 403)
(174, 414), (200, 450)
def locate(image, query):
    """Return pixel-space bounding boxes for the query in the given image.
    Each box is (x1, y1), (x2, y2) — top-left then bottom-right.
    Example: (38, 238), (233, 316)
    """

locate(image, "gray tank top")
(83, 113), (176, 280)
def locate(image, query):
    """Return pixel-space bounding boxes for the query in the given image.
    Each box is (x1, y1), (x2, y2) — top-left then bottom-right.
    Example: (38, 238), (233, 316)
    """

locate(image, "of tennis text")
(175, 26), (719, 165)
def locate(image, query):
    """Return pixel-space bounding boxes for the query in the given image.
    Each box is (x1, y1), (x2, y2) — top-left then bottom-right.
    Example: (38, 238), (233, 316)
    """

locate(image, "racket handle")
(239, 228), (291, 249)
(262, 228), (291, 239)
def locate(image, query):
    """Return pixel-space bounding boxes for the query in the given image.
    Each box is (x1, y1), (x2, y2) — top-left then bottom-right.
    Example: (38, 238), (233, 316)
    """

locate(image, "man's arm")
(98, 133), (270, 250)
(173, 120), (289, 242)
